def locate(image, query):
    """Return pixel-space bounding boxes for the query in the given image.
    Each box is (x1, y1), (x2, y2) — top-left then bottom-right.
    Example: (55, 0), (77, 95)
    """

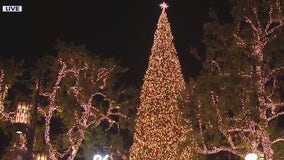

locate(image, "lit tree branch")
(196, 100), (206, 151)
(253, 7), (262, 30)
(193, 1), (284, 159)
(233, 33), (247, 48)
(40, 57), (70, 159)
(39, 53), (124, 160)
(272, 136), (284, 144)
(267, 111), (284, 122)
(270, 67), (284, 76)
(194, 91), (254, 158)
(196, 146), (245, 158)
(265, 2), (284, 37)
(0, 69), (15, 122)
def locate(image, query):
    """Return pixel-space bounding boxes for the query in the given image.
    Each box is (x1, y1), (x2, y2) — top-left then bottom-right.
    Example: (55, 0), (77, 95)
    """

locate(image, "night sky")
(1, 0), (232, 86)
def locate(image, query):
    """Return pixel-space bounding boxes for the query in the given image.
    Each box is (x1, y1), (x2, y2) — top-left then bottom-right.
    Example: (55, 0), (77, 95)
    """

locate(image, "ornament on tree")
(159, 2), (168, 10)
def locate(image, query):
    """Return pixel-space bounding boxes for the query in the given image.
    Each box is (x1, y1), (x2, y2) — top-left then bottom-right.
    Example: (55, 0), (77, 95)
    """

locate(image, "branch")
(220, 129), (237, 150)
(266, 3), (275, 32)
(196, 92), (244, 156)
(244, 16), (259, 34)
(197, 100), (206, 150)
(0, 69), (14, 122)
(266, 18), (284, 37)
(96, 66), (116, 89)
(41, 58), (77, 160)
(196, 146), (244, 158)
(270, 67), (284, 76)
(233, 34), (247, 48)
(272, 136), (284, 144)
(264, 2), (284, 39)
(267, 111), (284, 122)
(43, 58), (122, 160)
(252, 7), (262, 32)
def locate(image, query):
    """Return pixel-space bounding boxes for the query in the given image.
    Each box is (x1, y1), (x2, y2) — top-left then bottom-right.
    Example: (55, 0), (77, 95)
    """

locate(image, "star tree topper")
(159, 2), (168, 10)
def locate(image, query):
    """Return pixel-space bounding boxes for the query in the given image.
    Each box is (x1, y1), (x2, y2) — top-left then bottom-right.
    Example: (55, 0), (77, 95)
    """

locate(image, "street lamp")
(15, 102), (30, 124)
(245, 153), (258, 160)
(14, 102), (31, 134)
(13, 79), (41, 160)
(13, 102), (31, 160)
(35, 152), (47, 160)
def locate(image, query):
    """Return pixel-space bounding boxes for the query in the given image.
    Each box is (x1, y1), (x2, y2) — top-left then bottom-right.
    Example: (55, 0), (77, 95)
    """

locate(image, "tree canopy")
(183, 0), (284, 159)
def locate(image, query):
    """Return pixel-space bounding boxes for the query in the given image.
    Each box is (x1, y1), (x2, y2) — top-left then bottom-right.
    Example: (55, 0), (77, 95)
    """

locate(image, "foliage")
(0, 42), (139, 160)
(35, 42), (134, 159)
(183, 0), (284, 159)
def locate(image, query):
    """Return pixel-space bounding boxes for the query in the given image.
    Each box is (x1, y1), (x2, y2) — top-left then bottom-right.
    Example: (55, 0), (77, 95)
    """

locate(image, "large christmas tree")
(130, 3), (191, 159)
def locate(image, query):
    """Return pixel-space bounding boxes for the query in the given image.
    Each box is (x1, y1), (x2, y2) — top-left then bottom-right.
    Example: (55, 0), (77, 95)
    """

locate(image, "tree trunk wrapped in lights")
(0, 69), (11, 122)
(0, 61), (22, 123)
(129, 2), (192, 159)
(184, 1), (284, 159)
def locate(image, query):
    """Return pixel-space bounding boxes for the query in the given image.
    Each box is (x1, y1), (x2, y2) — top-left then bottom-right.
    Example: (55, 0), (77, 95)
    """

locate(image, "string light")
(0, 69), (13, 122)
(38, 54), (124, 159)
(194, 2), (284, 160)
(129, 3), (192, 159)
(14, 102), (31, 125)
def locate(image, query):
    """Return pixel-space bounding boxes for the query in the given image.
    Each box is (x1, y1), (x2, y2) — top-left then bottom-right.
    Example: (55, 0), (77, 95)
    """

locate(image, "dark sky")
(1, 0), (232, 86)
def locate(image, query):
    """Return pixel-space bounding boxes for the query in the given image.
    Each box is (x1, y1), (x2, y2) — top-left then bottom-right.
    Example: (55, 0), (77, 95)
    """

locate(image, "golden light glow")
(38, 55), (121, 159)
(0, 69), (13, 122)
(36, 152), (48, 160)
(15, 102), (30, 124)
(129, 4), (192, 159)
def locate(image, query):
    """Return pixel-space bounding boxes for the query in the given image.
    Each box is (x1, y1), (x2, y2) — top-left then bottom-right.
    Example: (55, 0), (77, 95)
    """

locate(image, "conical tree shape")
(130, 3), (192, 160)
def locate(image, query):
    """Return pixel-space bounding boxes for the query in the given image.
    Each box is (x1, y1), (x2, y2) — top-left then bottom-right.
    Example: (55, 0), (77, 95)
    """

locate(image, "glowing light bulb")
(245, 153), (258, 160)
(159, 2), (168, 9)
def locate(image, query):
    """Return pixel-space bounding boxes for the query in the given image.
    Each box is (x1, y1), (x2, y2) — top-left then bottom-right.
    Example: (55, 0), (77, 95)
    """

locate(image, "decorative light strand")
(0, 69), (14, 122)
(129, 3), (192, 159)
(39, 55), (124, 160)
(194, 1), (284, 160)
